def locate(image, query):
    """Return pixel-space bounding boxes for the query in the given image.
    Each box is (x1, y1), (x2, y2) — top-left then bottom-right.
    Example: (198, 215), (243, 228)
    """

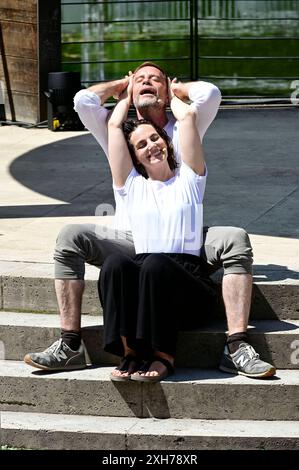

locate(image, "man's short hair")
(133, 61), (167, 79)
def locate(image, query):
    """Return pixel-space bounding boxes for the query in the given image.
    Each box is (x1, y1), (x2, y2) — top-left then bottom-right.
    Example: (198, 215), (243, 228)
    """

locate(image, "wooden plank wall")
(0, 0), (60, 124)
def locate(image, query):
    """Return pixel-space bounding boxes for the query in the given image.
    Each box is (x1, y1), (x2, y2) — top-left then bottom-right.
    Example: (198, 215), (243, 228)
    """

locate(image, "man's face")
(132, 66), (168, 111)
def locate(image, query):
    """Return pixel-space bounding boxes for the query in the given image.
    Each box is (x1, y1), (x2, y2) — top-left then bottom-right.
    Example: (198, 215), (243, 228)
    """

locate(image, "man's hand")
(169, 78), (190, 102)
(108, 74), (134, 127)
(88, 72), (132, 104)
(117, 74), (134, 103)
(112, 70), (133, 99)
(112, 75), (130, 99)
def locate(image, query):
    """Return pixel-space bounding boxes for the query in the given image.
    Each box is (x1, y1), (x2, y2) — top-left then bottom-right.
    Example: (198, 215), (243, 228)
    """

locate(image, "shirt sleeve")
(73, 89), (109, 156)
(112, 167), (139, 197)
(179, 161), (207, 202)
(188, 81), (221, 141)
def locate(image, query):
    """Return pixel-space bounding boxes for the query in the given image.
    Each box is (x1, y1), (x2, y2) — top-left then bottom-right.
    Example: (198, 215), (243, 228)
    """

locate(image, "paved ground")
(0, 106), (298, 283)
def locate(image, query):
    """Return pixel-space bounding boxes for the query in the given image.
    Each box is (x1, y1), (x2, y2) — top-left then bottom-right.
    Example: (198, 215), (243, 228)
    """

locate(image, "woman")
(98, 75), (216, 382)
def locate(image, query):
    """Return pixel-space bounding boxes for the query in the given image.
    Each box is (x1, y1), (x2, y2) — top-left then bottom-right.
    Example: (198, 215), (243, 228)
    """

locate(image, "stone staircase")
(0, 276), (299, 450)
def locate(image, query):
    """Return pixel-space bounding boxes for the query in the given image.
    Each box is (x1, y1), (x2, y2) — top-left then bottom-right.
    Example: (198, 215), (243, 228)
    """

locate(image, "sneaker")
(24, 339), (87, 371)
(219, 342), (276, 378)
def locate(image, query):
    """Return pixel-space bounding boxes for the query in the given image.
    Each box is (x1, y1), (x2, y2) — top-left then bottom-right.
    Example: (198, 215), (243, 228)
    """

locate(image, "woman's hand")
(169, 77), (177, 98)
(168, 77), (177, 102)
(126, 72), (134, 102)
(117, 72), (134, 104)
(169, 79), (190, 102)
(169, 79), (194, 122)
(168, 80), (204, 176)
(108, 73), (134, 128)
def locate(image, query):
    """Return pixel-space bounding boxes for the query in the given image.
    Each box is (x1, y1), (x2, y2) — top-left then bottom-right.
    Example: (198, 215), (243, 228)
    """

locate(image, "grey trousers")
(54, 224), (253, 280)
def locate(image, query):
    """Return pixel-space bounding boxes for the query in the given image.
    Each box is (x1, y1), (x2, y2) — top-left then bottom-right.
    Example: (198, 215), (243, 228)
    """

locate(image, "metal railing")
(61, 0), (299, 98)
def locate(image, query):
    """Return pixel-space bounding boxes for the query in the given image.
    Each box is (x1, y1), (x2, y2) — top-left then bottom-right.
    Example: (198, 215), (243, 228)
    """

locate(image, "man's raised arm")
(73, 77), (129, 156)
(171, 80), (221, 141)
(88, 77), (129, 104)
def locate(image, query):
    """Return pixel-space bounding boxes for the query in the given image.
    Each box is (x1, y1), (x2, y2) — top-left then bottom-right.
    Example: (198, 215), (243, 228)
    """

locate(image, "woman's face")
(129, 124), (168, 168)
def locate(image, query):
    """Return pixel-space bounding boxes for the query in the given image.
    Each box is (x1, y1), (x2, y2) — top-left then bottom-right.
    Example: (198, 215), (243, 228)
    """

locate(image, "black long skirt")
(98, 252), (216, 358)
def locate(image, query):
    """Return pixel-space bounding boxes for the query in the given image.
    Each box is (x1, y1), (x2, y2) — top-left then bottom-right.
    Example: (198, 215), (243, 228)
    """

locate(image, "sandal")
(131, 356), (174, 383)
(110, 354), (142, 382)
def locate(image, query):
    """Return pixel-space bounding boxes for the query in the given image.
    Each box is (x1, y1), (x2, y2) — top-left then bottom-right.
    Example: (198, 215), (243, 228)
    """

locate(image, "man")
(24, 62), (275, 378)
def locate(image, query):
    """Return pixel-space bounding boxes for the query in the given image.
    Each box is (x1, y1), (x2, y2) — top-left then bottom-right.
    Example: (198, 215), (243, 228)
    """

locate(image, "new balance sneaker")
(24, 339), (87, 371)
(219, 342), (276, 378)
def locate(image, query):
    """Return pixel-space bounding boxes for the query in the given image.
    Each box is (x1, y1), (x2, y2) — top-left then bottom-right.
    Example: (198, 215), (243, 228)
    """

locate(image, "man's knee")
(228, 227), (251, 248)
(221, 227), (252, 256)
(222, 227), (253, 275)
(54, 224), (91, 280)
(56, 224), (86, 249)
(55, 224), (96, 260)
(203, 226), (253, 275)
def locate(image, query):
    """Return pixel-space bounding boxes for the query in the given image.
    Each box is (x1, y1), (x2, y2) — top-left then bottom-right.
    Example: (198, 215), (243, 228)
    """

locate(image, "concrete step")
(0, 312), (298, 369)
(1, 273), (298, 319)
(1, 361), (298, 420)
(2, 411), (299, 450)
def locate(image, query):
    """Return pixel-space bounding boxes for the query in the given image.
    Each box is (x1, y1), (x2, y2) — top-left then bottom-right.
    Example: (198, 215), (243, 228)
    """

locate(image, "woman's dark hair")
(122, 119), (178, 178)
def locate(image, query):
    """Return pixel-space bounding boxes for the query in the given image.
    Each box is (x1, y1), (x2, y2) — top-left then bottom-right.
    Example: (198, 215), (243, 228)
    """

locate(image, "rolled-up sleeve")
(189, 82), (221, 140)
(74, 89), (109, 156)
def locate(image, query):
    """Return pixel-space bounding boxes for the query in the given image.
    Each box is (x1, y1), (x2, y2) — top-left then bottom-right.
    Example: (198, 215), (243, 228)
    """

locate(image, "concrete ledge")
(1, 275), (100, 314)
(253, 284), (299, 320)
(1, 275), (299, 319)
(0, 361), (298, 420)
(1, 412), (299, 450)
(0, 312), (298, 368)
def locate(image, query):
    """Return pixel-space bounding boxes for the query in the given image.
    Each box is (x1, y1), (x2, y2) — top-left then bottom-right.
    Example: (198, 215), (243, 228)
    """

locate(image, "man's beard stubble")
(134, 95), (164, 111)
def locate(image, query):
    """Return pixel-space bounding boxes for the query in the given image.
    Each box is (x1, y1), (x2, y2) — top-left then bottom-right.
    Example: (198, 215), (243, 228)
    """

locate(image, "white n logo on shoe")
(54, 350), (67, 362)
(234, 344), (256, 368)
(235, 354), (248, 368)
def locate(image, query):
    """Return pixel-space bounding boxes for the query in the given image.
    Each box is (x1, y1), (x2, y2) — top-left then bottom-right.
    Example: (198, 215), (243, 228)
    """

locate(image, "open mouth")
(148, 150), (162, 160)
(140, 88), (156, 96)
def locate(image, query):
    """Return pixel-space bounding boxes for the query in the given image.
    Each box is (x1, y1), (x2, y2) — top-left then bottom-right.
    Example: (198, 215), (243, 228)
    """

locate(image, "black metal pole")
(38, 0), (61, 122)
(194, 0), (199, 79)
(189, 0), (194, 81)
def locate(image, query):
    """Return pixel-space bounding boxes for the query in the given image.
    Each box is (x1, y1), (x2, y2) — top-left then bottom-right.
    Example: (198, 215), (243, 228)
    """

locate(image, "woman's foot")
(131, 352), (174, 383)
(110, 354), (142, 382)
